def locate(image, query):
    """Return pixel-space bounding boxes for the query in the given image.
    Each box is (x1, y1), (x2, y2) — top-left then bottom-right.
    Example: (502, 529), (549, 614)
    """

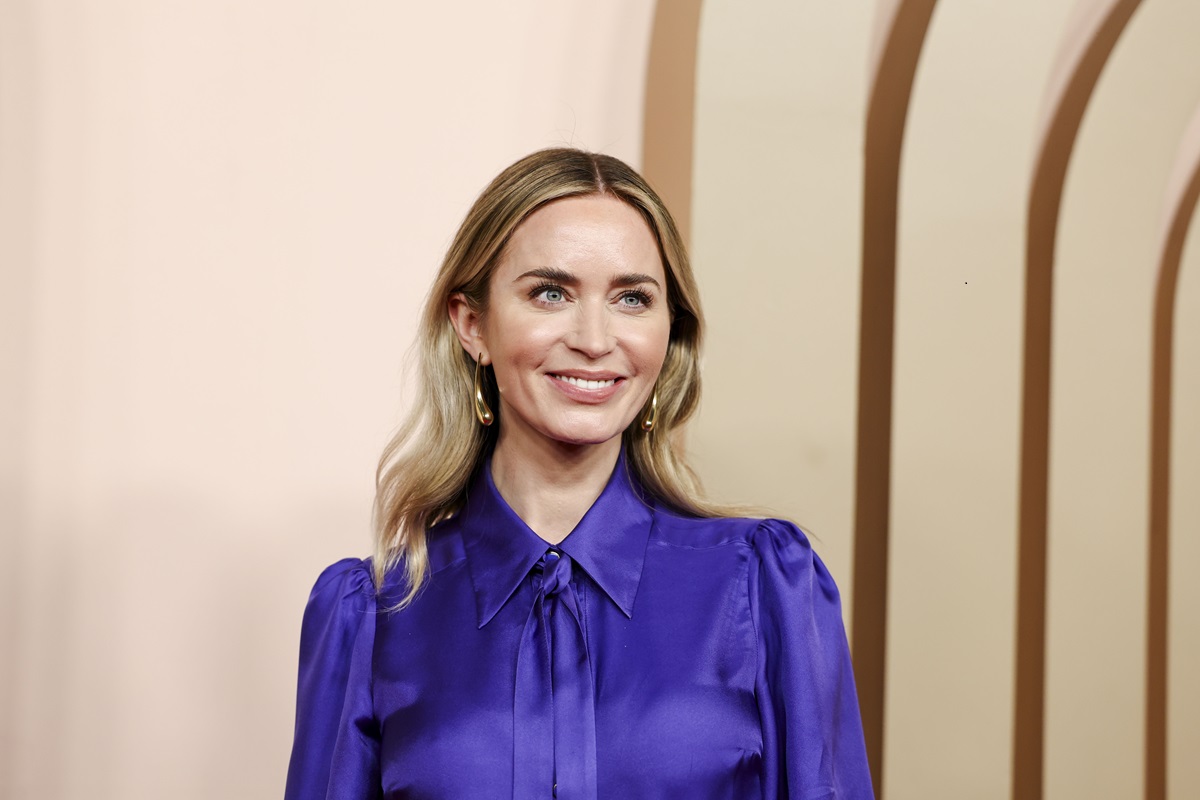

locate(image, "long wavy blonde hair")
(373, 148), (732, 602)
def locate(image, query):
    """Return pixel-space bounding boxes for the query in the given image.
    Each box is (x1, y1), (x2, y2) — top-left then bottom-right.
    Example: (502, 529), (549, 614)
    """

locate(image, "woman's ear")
(447, 293), (489, 365)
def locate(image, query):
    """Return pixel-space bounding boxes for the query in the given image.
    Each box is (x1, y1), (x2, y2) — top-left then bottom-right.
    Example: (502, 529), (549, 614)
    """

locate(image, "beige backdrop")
(3, 1), (1199, 799)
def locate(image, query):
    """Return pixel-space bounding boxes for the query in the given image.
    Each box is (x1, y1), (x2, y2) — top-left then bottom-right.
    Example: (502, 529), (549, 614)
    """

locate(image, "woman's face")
(452, 194), (671, 454)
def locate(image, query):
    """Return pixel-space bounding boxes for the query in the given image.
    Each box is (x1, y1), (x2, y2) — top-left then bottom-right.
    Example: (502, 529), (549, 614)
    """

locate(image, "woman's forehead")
(496, 195), (664, 281)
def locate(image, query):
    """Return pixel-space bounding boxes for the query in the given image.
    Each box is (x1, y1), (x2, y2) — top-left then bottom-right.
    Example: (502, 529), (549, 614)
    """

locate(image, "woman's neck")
(489, 434), (622, 545)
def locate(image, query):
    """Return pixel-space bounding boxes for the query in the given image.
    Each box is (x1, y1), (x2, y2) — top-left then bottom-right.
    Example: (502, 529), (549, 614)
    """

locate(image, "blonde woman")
(284, 149), (873, 799)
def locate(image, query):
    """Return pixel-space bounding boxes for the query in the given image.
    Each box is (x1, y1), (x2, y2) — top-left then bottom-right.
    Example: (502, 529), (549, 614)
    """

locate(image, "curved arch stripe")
(855, 2), (938, 794)
(1017, 3), (1143, 798)
(1146, 100), (1200, 800)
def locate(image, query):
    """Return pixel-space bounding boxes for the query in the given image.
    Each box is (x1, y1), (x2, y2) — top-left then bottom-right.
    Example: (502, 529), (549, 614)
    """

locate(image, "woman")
(284, 149), (873, 799)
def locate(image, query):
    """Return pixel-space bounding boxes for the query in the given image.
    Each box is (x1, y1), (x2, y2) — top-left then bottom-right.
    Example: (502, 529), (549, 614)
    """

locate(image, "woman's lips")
(552, 374), (617, 390)
(547, 373), (624, 403)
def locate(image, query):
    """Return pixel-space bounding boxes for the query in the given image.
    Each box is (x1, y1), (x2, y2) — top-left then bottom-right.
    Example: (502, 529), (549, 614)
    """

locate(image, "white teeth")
(553, 375), (617, 390)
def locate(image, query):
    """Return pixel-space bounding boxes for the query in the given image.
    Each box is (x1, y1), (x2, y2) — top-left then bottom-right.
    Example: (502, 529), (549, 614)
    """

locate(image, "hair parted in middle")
(373, 147), (733, 603)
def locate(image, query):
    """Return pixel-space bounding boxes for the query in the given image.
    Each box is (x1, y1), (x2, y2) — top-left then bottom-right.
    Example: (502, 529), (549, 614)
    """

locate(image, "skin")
(448, 194), (671, 543)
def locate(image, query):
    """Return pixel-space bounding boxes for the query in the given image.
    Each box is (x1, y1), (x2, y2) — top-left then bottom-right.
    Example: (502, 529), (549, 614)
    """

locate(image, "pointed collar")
(457, 451), (655, 628)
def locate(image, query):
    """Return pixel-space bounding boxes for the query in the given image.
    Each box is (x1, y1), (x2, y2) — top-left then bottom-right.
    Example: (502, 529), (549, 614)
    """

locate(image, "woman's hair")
(373, 147), (732, 602)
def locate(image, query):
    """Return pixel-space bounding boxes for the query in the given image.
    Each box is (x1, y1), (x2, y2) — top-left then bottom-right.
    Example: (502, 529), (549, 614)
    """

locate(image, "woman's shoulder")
(293, 558), (379, 671)
(651, 506), (813, 554)
(311, 555), (374, 586)
(649, 511), (835, 605)
(303, 556), (376, 613)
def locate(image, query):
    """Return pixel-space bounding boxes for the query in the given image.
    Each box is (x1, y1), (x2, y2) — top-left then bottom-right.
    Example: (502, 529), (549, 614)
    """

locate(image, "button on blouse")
(284, 455), (874, 799)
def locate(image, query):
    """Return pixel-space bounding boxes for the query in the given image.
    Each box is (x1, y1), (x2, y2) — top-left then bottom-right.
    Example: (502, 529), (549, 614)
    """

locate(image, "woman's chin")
(540, 419), (631, 449)
(549, 430), (626, 449)
(497, 405), (638, 452)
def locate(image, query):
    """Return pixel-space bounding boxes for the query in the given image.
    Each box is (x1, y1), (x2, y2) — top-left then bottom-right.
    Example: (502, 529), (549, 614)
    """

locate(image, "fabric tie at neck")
(538, 549), (572, 597)
(513, 549), (598, 799)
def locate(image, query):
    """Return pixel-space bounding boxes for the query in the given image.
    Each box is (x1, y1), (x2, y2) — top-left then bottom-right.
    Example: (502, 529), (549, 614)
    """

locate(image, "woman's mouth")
(550, 374), (619, 390)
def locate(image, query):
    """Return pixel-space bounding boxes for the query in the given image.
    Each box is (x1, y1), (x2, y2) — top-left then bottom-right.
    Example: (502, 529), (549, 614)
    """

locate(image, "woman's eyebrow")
(513, 267), (575, 284)
(612, 272), (661, 289)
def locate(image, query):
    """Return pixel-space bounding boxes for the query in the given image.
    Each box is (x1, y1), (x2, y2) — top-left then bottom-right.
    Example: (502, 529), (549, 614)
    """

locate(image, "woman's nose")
(565, 303), (615, 358)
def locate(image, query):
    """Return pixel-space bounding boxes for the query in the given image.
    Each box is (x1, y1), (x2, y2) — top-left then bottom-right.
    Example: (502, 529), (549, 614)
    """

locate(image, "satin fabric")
(284, 455), (873, 799)
(512, 549), (598, 799)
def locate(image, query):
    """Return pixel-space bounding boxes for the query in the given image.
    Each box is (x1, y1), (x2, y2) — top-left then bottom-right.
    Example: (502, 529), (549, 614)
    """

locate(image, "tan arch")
(854, 1), (938, 794)
(1145, 101), (1200, 800)
(1016, 2), (1143, 798)
(641, 0), (703, 249)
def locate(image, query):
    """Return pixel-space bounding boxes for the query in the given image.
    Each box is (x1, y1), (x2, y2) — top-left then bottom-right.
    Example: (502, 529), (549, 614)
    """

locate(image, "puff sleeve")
(284, 559), (381, 800)
(751, 520), (874, 799)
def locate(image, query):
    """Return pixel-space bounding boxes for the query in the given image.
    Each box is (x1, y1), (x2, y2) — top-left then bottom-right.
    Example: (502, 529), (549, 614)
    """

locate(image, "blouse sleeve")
(284, 558), (381, 800)
(750, 519), (874, 799)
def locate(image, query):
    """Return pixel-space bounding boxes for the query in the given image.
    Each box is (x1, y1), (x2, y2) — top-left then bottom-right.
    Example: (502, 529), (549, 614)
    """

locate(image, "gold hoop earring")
(640, 390), (658, 433)
(473, 353), (494, 427)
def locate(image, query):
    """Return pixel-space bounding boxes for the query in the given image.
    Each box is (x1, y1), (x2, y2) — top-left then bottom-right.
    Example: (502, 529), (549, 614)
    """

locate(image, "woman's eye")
(537, 287), (565, 303)
(619, 291), (652, 309)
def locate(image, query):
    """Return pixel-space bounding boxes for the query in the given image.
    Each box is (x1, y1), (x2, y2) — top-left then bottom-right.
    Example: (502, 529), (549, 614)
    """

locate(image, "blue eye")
(619, 290), (653, 309)
(529, 283), (567, 304)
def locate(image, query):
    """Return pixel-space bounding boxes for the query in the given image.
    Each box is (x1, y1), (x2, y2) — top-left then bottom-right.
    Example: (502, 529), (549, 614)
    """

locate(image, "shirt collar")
(457, 450), (655, 628)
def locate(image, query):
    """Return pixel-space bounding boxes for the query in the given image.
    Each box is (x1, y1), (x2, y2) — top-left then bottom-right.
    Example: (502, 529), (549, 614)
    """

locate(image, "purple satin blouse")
(284, 455), (873, 799)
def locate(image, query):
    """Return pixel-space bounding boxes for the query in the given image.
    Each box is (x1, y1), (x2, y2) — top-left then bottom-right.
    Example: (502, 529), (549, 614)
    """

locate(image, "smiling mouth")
(549, 374), (620, 390)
